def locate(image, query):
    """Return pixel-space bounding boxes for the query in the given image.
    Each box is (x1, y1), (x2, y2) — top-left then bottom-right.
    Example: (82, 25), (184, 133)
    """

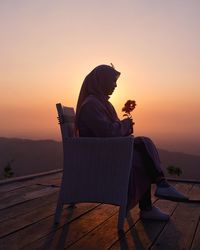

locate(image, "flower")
(122, 100), (136, 118)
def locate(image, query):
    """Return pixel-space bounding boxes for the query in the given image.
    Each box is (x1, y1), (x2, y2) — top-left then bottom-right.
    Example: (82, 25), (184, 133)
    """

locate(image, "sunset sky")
(1, 0), (200, 155)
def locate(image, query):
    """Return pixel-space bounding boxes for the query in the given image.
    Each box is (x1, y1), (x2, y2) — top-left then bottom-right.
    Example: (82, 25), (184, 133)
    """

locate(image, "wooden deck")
(0, 171), (199, 250)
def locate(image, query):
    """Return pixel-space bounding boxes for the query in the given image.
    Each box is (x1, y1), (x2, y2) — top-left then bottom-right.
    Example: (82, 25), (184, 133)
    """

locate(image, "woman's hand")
(123, 117), (134, 135)
(129, 117), (134, 134)
(129, 117), (135, 126)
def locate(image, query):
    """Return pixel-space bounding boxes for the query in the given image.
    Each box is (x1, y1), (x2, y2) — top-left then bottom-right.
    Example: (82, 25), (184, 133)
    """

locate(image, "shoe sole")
(155, 194), (189, 202)
(140, 216), (170, 222)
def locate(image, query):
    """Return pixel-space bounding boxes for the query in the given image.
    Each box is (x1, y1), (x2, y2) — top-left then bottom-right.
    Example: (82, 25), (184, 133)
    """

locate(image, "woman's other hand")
(122, 117), (134, 135)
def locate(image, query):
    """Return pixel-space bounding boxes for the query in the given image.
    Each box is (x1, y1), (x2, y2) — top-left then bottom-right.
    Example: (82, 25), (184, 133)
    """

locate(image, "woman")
(75, 64), (188, 221)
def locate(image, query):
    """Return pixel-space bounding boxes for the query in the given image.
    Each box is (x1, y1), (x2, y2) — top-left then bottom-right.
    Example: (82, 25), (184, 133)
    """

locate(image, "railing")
(0, 168), (63, 186)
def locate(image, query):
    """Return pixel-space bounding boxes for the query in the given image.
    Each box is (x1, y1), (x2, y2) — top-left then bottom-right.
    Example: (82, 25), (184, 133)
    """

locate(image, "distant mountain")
(159, 149), (200, 179)
(0, 137), (62, 180)
(0, 137), (199, 180)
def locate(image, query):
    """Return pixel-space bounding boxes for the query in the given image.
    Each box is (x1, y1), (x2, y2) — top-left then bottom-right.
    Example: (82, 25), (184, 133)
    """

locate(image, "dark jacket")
(77, 95), (132, 137)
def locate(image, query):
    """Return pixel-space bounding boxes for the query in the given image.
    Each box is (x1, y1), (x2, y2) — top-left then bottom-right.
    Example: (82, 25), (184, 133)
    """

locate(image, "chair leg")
(118, 205), (126, 231)
(68, 203), (76, 208)
(54, 198), (63, 224)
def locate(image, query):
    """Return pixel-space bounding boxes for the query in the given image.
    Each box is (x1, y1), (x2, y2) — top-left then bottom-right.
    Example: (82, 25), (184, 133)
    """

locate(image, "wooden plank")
(110, 199), (177, 250)
(0, 203), (100, 250)
(0, 182), (28, 193)
(0, 185), (59, 210)
(22, 204), (118, 250)
(186, 183), (200, 250)
(103, 182), (192, 250)
(34, 177), (61, 187)
(189, 184), (200, 201)
(69, 183), (188, 250)
(24, 186), (59, 200)
(22, 183), (159, 250)
(0, 194), (59, 238)
(0, 184), (40, 200)
(151, 203), (199, 250)
(33, 172), (62, 186)
(0, 181), (56, 200)
(0, 191), (59, 223)
(18, 177), (158, 249)
(0, 185), (46, 209)
(66, 185), (159, 250)
(151, 184), (199, 250)
(67, 204), (144, 250)
(0, 179), (196, 250)
(0, 172), (61, 193)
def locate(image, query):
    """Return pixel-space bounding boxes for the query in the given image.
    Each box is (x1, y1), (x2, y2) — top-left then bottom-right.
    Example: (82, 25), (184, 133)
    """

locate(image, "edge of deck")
(0, 168), (63, 186)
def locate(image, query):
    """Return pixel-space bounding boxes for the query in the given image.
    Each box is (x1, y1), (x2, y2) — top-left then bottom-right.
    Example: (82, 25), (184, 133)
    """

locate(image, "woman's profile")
(75, 64), (188, 220)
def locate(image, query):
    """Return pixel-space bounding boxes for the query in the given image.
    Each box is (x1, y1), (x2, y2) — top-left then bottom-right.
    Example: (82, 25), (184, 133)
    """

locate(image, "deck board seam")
(21, 204), (119, 249)
(0, 196), (48, 211)
(148, 201), (180, 249)
(0, 190), (58, 211)
(107, 217), (141, 250)
(0, 198), (59, 238)
(66, 210), (119, 249)
(189, 207), (200, 249)
(106, 198), (160, 250)
(0, 192), (58, 223)
(0, 177), (62, 194)
(187, 183), (200, 203)
(149, 183), (194, 249)
(36, 183), (60, 188)
(0, 203), (101, 241)
(0, 208), (58, 239)
(21, 203), (104, 249)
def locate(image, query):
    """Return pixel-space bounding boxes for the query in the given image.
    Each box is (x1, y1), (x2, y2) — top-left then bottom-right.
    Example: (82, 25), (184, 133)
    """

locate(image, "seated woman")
(75, 64), (188, 221)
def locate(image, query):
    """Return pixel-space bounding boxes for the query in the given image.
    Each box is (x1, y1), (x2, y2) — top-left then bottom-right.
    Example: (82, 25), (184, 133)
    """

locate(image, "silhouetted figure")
(75, 64), (188, 221)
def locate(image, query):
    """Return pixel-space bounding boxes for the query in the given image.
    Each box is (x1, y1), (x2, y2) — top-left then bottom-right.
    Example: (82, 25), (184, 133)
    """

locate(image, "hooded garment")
(75, 64), (164, 210)
(76, 65), (132, 137)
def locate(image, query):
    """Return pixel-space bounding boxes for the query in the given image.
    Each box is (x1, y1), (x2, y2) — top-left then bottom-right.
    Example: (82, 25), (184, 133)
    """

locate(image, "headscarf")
(75, 64), (121, 126)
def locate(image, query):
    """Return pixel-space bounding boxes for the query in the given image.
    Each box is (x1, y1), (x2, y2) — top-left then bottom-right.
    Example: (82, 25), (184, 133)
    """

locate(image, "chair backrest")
(56, 103), (76, 139)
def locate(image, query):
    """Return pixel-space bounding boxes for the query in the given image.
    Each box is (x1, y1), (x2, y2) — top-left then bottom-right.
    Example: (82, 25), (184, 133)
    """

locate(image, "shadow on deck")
(0, 171), (199, 250)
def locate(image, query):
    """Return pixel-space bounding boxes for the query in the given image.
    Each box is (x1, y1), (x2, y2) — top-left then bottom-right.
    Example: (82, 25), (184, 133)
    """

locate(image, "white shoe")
(155, 185), (189, 202)
(140, 206), (170, 221)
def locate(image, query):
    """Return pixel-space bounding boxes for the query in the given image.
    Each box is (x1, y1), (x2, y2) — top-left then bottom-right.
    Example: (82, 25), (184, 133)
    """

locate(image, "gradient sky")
(1, 0), (200, 154)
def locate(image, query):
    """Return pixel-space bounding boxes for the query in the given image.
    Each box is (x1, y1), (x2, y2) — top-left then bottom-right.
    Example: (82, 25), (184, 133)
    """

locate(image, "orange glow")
(1, 1), (200, 155)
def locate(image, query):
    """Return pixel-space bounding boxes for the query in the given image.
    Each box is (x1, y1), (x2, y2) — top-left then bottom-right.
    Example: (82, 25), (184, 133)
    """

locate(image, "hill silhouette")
(0, 137), (199, 180)
(159, 149), (200, 179)
(0, 137), (62, 179)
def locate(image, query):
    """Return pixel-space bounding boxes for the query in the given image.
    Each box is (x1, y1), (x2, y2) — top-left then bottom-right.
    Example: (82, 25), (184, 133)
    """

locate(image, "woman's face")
(95, 65), (120, 96)
(107, 81), (117, 95)
(101, 78), (117, 96)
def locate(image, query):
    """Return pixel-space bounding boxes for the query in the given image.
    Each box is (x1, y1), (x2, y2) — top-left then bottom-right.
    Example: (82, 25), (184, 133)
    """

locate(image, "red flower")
(122, 100), (136, 118)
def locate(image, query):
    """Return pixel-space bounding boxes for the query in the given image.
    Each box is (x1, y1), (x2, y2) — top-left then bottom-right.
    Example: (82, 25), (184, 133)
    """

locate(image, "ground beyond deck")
(0, 171), (199, 250)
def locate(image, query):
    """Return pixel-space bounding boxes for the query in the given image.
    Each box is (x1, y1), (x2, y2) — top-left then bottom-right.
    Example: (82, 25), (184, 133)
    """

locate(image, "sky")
(0, 0), (200, 155)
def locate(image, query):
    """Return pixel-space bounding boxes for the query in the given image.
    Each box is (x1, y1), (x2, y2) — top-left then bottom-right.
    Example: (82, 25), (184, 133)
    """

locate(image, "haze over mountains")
(0, 137), (199, 181)
(0, 137), (62, 179)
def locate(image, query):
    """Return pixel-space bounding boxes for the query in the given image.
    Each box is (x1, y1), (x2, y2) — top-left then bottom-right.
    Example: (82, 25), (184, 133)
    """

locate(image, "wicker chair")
(54, 103), (134, 230)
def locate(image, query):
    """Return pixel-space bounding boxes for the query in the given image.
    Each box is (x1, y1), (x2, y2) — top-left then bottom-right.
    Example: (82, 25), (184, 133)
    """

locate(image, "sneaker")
(155, 185), (189, 202)
(140, 206), (170, 221)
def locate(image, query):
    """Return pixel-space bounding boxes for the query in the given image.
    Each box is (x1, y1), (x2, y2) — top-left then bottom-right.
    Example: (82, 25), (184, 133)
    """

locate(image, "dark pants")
(134, 137), (165, 182)
(134, 137), (165, 210)
(139, 186), (152, 210)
